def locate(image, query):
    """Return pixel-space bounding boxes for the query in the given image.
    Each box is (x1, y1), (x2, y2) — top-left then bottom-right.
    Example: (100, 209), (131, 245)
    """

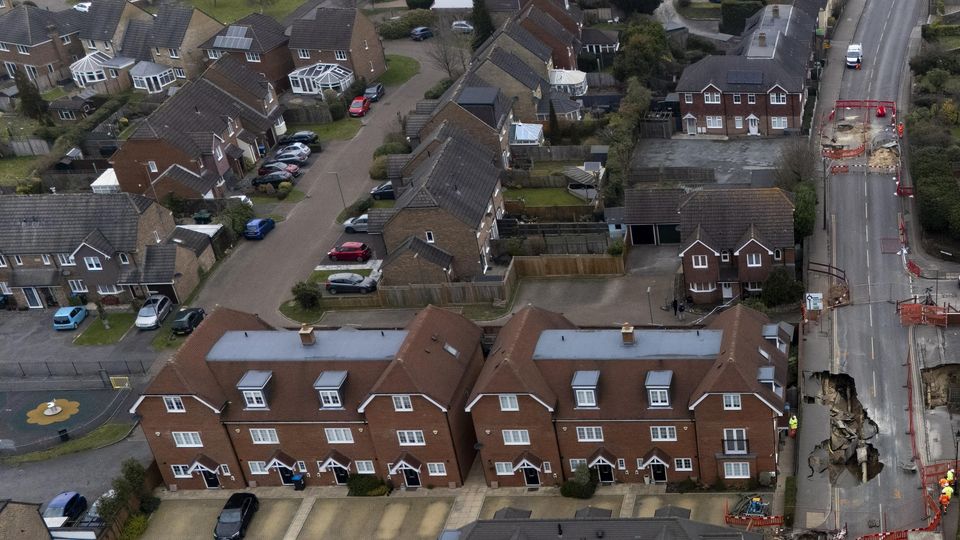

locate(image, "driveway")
(193, 40), (445, 328)
(633, 138), (791, 185)
(141, 498), (301, 540)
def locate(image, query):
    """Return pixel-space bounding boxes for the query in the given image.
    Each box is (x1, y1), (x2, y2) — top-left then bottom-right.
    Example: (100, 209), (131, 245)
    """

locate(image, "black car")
(171, 307), (205, 335)
(278, 130), (318, 145)
(325, 272), (378, 294)
(364, 83), (385, 102)
(370, 181), (395, 200)
(252, 171), (294, 187)
(214, 493), (259, 540)
(271, 152), (308, 166)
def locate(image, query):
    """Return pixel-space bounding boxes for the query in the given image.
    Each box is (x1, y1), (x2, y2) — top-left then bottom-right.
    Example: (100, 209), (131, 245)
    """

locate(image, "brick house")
(77, 0), (152, 57)
(0, 5), (85, 91)
(287, 8), (386, 95)
(371, 131), (505, 282)
(676, 4), (814, 137)
(0, 193), (194, 308)
(142, 5), (223, 81)
(518, 4), (580, 70)
(417, 84), (515, 168)
(201, 14), (292, 89)
(131, 305), (485, 490)
(465, 304), (790, 488)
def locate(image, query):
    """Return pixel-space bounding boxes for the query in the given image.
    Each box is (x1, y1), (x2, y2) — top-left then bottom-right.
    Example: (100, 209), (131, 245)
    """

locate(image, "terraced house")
(0, 4), (85, 91)
(131, 306), (484, 490)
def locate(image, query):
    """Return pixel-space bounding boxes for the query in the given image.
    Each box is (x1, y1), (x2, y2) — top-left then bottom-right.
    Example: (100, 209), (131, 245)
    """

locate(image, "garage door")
(657, 224), (682, 244)
(145, 284), (179, 303)
(630, 225), (656, 245)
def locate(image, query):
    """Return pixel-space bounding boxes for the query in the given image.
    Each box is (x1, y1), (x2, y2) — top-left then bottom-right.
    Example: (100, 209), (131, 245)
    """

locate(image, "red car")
(328, 242), (373, 262)
(349, 97), (371, 117)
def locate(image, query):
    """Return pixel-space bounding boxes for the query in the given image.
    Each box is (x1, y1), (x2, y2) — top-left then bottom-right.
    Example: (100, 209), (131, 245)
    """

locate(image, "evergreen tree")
(471, 0), (495, 51)
(15, 70), (46, 121)
(548, 100), (560, 144)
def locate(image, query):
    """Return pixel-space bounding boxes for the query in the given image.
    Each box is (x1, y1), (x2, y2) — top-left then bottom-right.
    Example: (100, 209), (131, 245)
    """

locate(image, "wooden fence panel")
(520, 145), (593, 162)
(10, 138), (51, 156)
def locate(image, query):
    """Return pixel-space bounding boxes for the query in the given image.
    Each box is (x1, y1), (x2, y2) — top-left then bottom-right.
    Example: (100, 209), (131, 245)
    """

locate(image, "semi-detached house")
(0, 5), (85, 91)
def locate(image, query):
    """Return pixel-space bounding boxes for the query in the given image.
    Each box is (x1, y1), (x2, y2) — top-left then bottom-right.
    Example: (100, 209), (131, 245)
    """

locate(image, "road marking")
(871, 336), (875, 359)
(834, 487), (841, 529)
(869, 303), (873, 327)
(873, 370), (877, 397)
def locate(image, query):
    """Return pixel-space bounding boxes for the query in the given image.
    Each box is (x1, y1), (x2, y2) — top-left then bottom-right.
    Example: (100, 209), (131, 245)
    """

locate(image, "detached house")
(132, 305), (484, 490)
(287, 7), (386, 96)
(416, 82), (515, 166)
(0, 193), (191, 308)
(143, 5), (223, 81)
(518, 4), (580, 70)
(466, 304), (790, 488)
(0, 5), (85, 91)
(676, 4), (814, 136)
(202, 14), (292, 89)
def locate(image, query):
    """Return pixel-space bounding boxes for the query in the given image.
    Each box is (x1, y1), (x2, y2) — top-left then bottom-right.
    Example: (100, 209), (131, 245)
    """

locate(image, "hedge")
(424, 78), (454, 99)
(347, 474), (390, 496)
(921, 24), (960, 39)
(720, 0), (764, 35)
(378, 9), (436, 39)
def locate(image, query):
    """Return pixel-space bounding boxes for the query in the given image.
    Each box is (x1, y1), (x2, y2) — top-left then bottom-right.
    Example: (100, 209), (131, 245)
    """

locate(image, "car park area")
(142, 498), (300, 540)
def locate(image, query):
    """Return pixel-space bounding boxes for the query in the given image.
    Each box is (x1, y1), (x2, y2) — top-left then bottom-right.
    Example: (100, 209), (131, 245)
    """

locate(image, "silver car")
(325, 273), (378, 294)
(135, 295), (172, 329)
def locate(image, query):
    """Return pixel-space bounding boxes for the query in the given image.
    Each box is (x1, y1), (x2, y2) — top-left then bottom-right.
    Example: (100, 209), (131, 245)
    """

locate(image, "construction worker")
(897, 122), (904, 139)
(944, 484), (955, 500)
(788, 415), (799, 438)
(948, 468), (955, 487)
(941, 477), (951, 491)
(942, 491), (952, 512)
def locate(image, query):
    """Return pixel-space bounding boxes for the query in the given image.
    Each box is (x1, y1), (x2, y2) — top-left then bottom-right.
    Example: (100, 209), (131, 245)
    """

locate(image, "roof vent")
(621, 324), (635, 345)
(772, 5), (779, 18)
(299, 324), (316, 346)
(758, 32), (767, 47)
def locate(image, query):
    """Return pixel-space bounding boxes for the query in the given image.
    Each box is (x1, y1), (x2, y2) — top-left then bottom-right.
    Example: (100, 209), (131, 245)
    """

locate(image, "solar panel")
(213, 35), (253, 50)
(225, 25), (248, 38)
(727, 70), (763, 85)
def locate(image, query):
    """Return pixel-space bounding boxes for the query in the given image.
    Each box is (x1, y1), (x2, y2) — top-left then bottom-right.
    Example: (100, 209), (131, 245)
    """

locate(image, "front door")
(596, 464), (614, 483)
(277, 466), (294, 485)
(402, 468), (421, 487)
(202, 470), (220, 489)
(650, 463), (667, 483)
(333, 466), (349, 485)
(22, 287), (42, 309)
(748, 116), (759, 135)
(722, 282), (733, 300)
(685, 117), (697, 135)
(147, 77), (159, 94)
(522, 467), (540, 486)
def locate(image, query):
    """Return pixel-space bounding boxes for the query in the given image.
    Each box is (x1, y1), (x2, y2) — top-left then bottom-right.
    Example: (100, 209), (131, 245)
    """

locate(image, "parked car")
(75, 489), (115, 527)
(53, 306), (87, 330)
(271, 152), (308, 166)
(343, 214), (369, 233)
(252, 170), (294, 188)
(279, 142), (311, 156)
(278, 130), (318, 145)
(171, 307), (205, 335)
(214, 493), (259, 540)
(228, 195), (254, 207)
(325, 272), (378, 294)
(244, 218), (275, 240)
(73, 2), (91, 11)
(370, 181), (395, 200)
(451, 20), (474, 33)
(258, 161), (301, 177)
(349, 96), (371, 117)
(43, 492), (87, 528)
(364, 83), (385, 102)
(328, 241), (373, 262)
(410, 27), (434, 40)
(135, 295), (173, 330)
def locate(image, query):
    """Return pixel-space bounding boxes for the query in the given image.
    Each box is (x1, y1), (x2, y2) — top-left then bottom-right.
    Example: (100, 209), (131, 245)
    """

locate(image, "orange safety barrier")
(830, 165), (850, 174)
(822, 144), (866, 159)
(724, 514), (785, 528)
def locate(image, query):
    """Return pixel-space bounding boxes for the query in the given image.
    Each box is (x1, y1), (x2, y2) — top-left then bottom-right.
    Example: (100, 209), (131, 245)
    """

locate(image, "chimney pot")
(758, 32), (767, 47)
(299, 324), (316, 346)
(772, 5), (779, 17)
(621, 324), (635, 345)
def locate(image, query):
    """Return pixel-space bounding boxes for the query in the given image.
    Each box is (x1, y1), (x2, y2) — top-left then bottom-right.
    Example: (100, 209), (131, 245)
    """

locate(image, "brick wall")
(474, 62), (540, 123)
(693, 394), (779, 485)
(383, 209), (484, 279)
(217, 48), (292, 89)
(382, 250), (451, 285)
(681, 243), (721, 303)
(172, 244), (201, 303)
(419, 104), (501, 157)
(111, 139), (196, 197)
(470, 395), (562, 487)
(178, 11), (223, 79)
(678, 89), (804, 137)
(349, 11), (387, 82)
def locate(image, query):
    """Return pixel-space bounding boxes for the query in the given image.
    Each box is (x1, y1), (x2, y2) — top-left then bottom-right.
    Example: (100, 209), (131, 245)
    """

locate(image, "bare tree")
(775, 138), (818, 191)
(426, 31), (470, 80)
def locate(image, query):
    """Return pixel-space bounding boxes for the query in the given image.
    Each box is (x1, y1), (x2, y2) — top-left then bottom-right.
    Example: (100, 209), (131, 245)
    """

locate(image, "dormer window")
(757, 365), (783, 397)
(335, 50), (347, 61)
(314, 370), (347, 409)
(237, 370), (272, 409)
(572, 370), (599, 408)
(645, 370), (672, 408)
(393, 395), (413, 411)
(704, 92), (720, 104)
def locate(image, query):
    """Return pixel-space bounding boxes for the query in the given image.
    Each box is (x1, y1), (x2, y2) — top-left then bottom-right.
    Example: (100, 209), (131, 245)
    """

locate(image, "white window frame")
(172, 431), (202, 447)
(691, 254), (708, 269)
(0, 255), (6, 267)
(16, 44), (28, 55)
(325, 428), (354, 444)
(215, 145), (223, 160)
(250, 428), (279, 444)
(747, 253), (762, 267)
(0, 282), (9, 295)
(704, 92), (720, 104)
(574, 389), (596, 408)
(245, 52), (261, 63)
(720, 250), (730, 262)
(13, 255), (21, 266)
(96, 284), (121, 295)
(683, 93), (692, 104)
(318, 390), (342, 408)
(771, 117), (788, 129)
(569, 458), (587, 472)
(298, 49), (310, 59)
(68, 279), (87, 294)
(242, 390), (266, 408)
(335, 50), (348, 61)
(724, 462), (750, 478)
(747, 94), (756, 104)
(774, 248), (783, 261)
(397, 430), (426, 446)
(61, 35), (71, 45)
(675, 458), (693, 471)
(495, 462), (513, 475)
(499, 394), (519, 411)
(648, 388), (670, 407)
(617, 458), (626, 470)
(393, 395), (413, 411)
(296, 461), (307, 472)
(41, 254), (51, 265)
(427, 462), (447, 476)
(207, 49), (222, 60)
(83, 256), (102, 270)
(171, 465), (191, 478)
(249, 461), (268, 475)
(117, 252), (129, 265)
(57, 253), (75, 266)
(733, 94), (741, 104)
(163, 396), (185, 412)
(425, 231), (435, 243)
(650, 426), (677, 441)
(502, 429), (530, 445)
(734, 116), (743, 129)
(220, 464), (231, 475)
(168, 48), (180, 59)
(723, 428), (748, 454)
(355, 460), (375, 474)
(689, 282), (716, 293)
(174, 68), (186, 79)
(543, 461), (552, 473)
(723, 393), (742, 410)
(706, 116), (723, 129)
(147, 160), (158, 173)
(770, 92), (787, 105)
(575, 426), (604, 442)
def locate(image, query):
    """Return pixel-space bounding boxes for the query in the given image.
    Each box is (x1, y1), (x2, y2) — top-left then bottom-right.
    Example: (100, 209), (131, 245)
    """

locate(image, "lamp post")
(646, 286), (654, 324)
(822, 155), (828, 231)
(328, 171), (346, 210)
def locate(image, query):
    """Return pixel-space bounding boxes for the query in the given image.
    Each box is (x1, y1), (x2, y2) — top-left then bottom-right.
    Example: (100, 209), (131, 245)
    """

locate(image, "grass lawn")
(937, 35), (960, 50)
(41, 87), (67, 101)
(309, 268), (371, 284)
(371, 199), (395, 209)
(289, 118), (362, 142)
(251, 188), (307, 205)
(380, 55), (421, 86)
(182, 0), (302, 23)
(783, 476), (797, 527)
(675, 0), (721, 20)
(73, 313), (136, 346)
(279, 299), (326, 324)
(0, 156), (39, 187)
(265, 213), (287, 223)
(2, 423), (130, 465)
(460, 302), (512, 321)
(150, 314), (186, 350)
(504, 187), (585, 206)
(0, 113), (41, 142)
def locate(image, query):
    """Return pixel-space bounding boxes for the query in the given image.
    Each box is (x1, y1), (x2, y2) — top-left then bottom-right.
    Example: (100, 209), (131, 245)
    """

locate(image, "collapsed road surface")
(807, 373), (882, 484)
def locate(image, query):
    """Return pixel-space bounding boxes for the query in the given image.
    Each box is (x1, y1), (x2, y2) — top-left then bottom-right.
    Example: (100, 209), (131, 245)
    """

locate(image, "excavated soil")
(868, 148), (899, 168)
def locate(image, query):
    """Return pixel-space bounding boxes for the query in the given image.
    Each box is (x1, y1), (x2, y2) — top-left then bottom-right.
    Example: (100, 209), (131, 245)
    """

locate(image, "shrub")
(678, 0), (691, 7)
(366, 484), (391, 496)
(347, 474), (387, 496)
(325, 90), (346, 120)
(607, 238), (624, 256)
(369, 155), (389, 180)
(560, 464), (598, 499)
(119, 513), (149, 540)
(741, 297), (767, 313)
(374, 141), (412, 157)
(379, 9), (436, 39)
(292, 281), (323, 309)
(215, 203), (255, 237)
(406, 0), (433, 8)
(675, 477), (698, 493)
(276, 181), (293, 200)
(139, 496), (161, 515)
(424, 78), (454, 99)
(720, 0), (764, 35)
(761, 267), (805, 307)
(345, 197), (374, 219)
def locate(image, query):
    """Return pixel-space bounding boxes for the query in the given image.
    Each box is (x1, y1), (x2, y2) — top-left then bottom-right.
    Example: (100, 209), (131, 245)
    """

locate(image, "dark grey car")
(214, 493), (259, 540)
(325, 272), (378, 294)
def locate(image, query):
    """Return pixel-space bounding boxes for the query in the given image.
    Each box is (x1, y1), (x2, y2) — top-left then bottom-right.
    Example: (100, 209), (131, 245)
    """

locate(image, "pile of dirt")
(921, 365), (960, 409)
(869, 148), (898, 168)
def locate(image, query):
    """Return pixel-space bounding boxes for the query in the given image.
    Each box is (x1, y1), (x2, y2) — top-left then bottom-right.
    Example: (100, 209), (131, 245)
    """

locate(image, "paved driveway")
(141, 498), (300, 540)
(194, 40), (445, 327)
(298, 497), (452, 539)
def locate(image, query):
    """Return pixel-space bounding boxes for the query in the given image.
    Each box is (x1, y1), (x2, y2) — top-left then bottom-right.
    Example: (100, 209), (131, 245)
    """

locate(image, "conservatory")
(288, 63), (354, 97)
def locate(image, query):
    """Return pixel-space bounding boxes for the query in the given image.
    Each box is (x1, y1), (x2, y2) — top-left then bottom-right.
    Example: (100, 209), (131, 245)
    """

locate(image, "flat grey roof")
(571, 370), (599, 387)
(237, 370), (272, 389)
(534, 330), (723, 360)
(208, 329), (408, 362)
(314, 370), (348, 389)
(645, 370), (673, 387)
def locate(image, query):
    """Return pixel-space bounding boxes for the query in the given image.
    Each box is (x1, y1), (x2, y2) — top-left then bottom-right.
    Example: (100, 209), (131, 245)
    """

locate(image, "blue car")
(53, 306), (87, 330)
(244, 218), (275, 240)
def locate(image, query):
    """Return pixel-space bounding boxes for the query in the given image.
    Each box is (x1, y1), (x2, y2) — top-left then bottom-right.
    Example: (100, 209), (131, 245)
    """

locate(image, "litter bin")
(58, 429), (70, 442)
(292, 474), (305, 491)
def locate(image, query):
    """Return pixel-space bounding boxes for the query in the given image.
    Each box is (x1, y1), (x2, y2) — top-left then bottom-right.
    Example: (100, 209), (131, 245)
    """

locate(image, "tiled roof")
(118, 19), (154, 61)
(168, 227), (211, 256)
(0, 193), (154, 254)
(382, 235), (454, 270)
(80, 0), (134, 41)
(289, 8), (356, 50)
(623, 188), (684, 224)
(455, 86), (511, 130)
(149, 4), (196, 49)
(49, 96), (90, 111)
(503, 20), (552, 62)
(0, 5), (76, 46)
(201, 13), (288, 53)
(452, 517), (765, 540)
(138, 244), (176, 284)
(11, 268), (60, 287)
(582, 27), (619, 46)
(206, 55), (272, 100)
(157, 164), (218, 196)
(366, 208), (396, 234)
(488, 47), (546, 91)
(677, 187), (794, 249)
(537, 90), (581, 115)
(79, 228), (115, 256)
(522, 5), (579, 48)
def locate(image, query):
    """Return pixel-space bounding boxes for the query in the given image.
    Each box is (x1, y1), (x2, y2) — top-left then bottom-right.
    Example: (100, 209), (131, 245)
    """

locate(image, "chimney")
(621, 324), (635, 345)
(772, 5), (780, 18)
(758, 32), (767, 47)
(299, 324), (316, 346)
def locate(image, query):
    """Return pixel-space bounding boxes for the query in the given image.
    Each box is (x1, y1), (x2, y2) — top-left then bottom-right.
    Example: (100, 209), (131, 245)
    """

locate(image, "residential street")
(192, 40), (445, 328)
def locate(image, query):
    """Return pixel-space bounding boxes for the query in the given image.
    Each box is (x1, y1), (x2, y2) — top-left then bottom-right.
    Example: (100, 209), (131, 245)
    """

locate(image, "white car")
(343, 214), (369, 233)
(451, 20), (474, 34)
(135, 295), (173, 330)
(279, 142), (311, 157)
(73, 2), (92, 12)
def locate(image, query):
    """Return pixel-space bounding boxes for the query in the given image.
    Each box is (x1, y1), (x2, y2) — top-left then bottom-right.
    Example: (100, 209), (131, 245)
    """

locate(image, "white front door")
(722, 282), (733, 300)
(748, 116), (759, 135)
(22, 287), (43, 308)
(685, 117), (697, 135)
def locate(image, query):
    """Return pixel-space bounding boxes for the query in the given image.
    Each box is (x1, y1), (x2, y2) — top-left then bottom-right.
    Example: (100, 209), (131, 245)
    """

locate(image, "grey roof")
(582, 27), (619, 46)
(0, 5), (77, 46)
(488, 47), (545, 91)
(383, 235), (454, 270)
(313, 370), (348, 389)
(493, 507), (532, 520)
(523, 5), (578, 48)
(604, 206), (624, 224)
(149, 4), (196, 49)
(130, 61), (172, 78)
(289, 8), (357, 50)
(80, 0), (134, 41)
(237, 369), (272, 389)
(575, 507), (613, 519)
(503, 20), (552, 62)
(207, 329), (409, 361)
(366, 208), (396, 234)
(202, 13), (288, 53)
(80, 228), (115, 256)
(0, 193), (153, 254)
(571, 370), (600, 387)
(455, 86), (512, 130)
(534, 330), (724, 361)
(168, 227), (211, 256)
(50, 96), (90, 111)
(624, 188), (684, 224)
(537, 91), (581, 115)
(457, 86), (499, 107)
(157, 164), (218, 196)
(207, 55), (272, 100)
(677, 187), (795, 249)
(655, 506), (693, 519)
(139, 244), (176, 283)
(645, 370), (673, 387)
(119, 19), (155, 61)
(451, 517), (765, 540)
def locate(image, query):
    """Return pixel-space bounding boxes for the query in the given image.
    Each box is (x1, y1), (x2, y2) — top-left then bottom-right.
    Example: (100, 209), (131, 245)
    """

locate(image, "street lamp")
(646, 286), (653, 324)
(328, 171), (346, 210)
(821, 155), (829, 231)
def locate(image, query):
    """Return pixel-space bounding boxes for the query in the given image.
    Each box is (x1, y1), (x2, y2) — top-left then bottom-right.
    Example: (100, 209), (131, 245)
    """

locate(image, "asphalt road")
(827, 0), (925, 533)
(193, 40), (445, 328)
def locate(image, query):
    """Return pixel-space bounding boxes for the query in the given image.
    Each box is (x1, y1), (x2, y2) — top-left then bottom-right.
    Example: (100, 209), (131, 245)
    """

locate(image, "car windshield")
(139, 306), (157, 316)
(43, 506), (65, 518)
(220, 509), (243, 523)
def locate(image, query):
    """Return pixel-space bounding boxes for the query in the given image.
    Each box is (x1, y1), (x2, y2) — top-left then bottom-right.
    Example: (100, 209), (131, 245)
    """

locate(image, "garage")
(624, 188), (685, 246)
(630, 225), (656, 245)
(656, 224), (681, 244)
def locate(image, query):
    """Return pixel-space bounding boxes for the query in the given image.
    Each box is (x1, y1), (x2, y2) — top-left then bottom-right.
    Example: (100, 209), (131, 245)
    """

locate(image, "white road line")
(873, 370), (877, 397)
(869, 302), (874, 327)
(871, 336), (875, 359)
